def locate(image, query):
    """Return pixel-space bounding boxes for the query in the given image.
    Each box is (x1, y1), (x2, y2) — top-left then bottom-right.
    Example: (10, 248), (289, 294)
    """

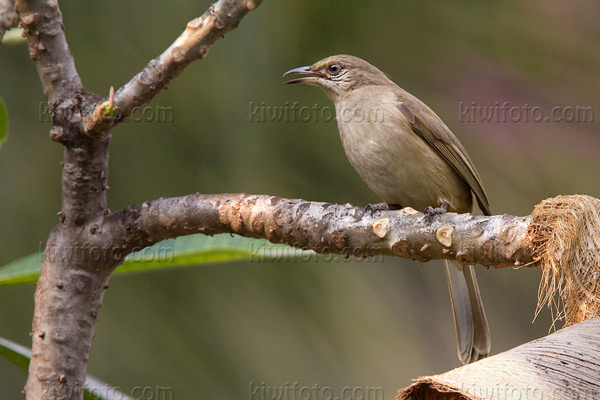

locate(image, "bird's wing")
(396, 100), (491, 215)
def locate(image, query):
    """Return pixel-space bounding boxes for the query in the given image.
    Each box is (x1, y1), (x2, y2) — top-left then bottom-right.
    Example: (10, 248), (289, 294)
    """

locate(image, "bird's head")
(283, 55), (392, 101)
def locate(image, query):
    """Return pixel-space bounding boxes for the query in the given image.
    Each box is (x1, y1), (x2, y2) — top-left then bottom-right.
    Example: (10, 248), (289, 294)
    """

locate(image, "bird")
(283, 55), (491, 364)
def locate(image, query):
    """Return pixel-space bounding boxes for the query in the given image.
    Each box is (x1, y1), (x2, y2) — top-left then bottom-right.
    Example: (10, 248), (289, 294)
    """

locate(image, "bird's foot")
(365, 203), (389, 216)
(424, 202), (448, 223)
(365, 203), (402, 216)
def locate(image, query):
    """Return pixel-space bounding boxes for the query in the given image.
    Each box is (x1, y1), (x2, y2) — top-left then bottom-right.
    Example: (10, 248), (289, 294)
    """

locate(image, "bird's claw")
(424, 204), (448, 223)
(365, 202), (390, 216)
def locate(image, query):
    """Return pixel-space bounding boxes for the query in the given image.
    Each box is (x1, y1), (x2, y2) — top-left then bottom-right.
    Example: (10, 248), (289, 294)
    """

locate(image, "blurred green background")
(1, 0), (599, 398)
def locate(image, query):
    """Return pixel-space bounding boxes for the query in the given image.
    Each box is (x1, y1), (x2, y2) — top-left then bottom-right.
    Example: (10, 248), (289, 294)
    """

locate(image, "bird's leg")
(424, 201), (449, 223)
(365, 202), (389, 216)
(365, 202), (402, 216)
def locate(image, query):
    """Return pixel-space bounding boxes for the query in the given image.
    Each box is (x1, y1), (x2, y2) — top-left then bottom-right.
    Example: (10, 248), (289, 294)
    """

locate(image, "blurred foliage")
(1, 28), (26, 46)
(1, 0), (599, 398)
(0, 234), (310, 286)
(0, 95), (7, 151)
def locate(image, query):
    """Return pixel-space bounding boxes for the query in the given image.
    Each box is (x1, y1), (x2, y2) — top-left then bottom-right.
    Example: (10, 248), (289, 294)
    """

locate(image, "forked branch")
(14, 1), (264, 398)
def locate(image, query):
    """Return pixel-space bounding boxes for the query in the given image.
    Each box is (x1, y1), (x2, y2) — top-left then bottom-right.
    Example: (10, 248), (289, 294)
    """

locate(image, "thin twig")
(83, 0), (262, 133)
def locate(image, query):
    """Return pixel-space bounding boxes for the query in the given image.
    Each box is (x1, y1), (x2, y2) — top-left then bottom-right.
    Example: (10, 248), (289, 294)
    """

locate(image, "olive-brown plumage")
(284, 55), (491, 364)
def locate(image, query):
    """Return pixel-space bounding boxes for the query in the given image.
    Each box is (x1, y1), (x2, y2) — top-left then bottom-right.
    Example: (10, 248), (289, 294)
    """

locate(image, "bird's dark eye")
(328, 64), (341, 75)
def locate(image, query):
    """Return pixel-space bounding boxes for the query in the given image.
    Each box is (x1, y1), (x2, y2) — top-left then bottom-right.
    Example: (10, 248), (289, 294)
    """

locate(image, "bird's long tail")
(444, 260), (491, 364)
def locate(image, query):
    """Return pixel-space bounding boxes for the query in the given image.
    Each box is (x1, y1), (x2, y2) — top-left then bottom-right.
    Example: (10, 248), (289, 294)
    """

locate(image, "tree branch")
(0, 0), (17, 41)
(13, 1), (263, 398)
(8, 0), (596, 397)
(84, 0), (263, 134)
(15, 0), (82, 104)
(107, 193), (535, 268)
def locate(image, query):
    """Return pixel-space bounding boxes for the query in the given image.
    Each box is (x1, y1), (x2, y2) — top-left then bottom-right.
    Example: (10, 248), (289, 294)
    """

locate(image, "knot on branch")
(527, 194), (600, 327)
(46, 90), (103, 145)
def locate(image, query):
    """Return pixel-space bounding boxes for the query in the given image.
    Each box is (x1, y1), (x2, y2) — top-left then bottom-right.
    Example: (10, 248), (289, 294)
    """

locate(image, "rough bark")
(24, 132), (113, 399)
(15, 0), (82, 104)
(13, 0), (109, 397)
(108, 194), (534, 268)
(13, 0), (264, 398)
(86, 0), (263, 133)
(397, 317), (600, 400)
(8, 0), (592, 399)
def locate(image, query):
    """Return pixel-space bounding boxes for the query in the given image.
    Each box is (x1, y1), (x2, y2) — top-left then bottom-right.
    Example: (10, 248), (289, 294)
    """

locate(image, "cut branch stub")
(373, 218), (390, 238)
(436, 225), (454, 247)
(108, 194), (534, 268)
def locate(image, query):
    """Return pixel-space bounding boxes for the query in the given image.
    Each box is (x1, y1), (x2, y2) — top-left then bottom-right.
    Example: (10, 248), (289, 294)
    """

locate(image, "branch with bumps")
(19, 0), (599, 398)
(12, 0), (264, 398)
(85, 0), (263, 134)
(108, 193), (535, 268)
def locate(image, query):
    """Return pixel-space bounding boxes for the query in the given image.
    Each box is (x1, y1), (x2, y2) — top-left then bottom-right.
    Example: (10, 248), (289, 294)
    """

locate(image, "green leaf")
(1, 28), (27, 45)
(0, 234), (313, 286)
(0, 253), (41, 286)
(0, 336), (132, 400)
(0, 95), (7, 150)
(0, 337), (29, 372)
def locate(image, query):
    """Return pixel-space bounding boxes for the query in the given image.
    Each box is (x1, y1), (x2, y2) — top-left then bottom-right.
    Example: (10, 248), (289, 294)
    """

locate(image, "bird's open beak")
(283, 66), (323, 84)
